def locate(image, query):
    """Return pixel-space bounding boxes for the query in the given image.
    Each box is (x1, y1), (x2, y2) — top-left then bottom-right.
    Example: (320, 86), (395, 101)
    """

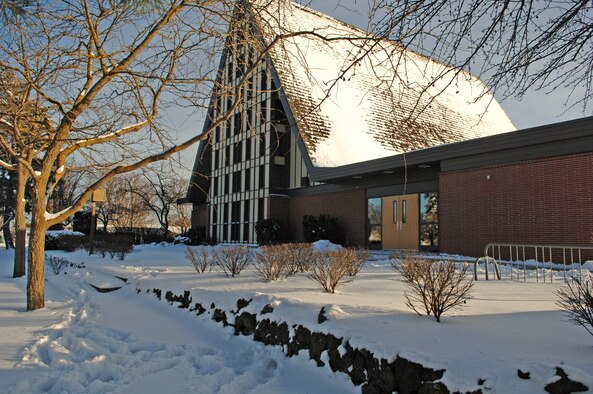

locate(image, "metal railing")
(474, 243), (593, 282)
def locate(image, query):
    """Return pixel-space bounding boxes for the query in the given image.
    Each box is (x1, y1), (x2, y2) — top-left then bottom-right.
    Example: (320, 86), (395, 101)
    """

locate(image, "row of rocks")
(138, 287), (587, 394)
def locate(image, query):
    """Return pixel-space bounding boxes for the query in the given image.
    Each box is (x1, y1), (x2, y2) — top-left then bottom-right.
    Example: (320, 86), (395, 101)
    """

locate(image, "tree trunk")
(2, 212), (14, 249)
(26, 192), (47, 311)
(13, 162), (26, 278)
(2, 167), (15, 250)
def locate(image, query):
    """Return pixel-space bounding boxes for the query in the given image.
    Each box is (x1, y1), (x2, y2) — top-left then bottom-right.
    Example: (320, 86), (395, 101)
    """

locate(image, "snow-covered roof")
(249, 0), (516, 167)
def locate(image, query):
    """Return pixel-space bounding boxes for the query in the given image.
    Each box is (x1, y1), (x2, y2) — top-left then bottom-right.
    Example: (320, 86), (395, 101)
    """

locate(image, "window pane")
(368, 225), (382, 245)
(393, 201), (398, 223)
(402, 200), (407, 224)
(367, 198), (382, 225)
(420, 192), (438, 223)
(420, 224), (439, 247)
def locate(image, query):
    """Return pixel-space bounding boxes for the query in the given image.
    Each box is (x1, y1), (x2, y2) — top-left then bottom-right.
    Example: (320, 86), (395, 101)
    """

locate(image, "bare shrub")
(253, 245), (291, 282)
(45, 255), (70, 275)
(94, 239), (109, 258)
(394, 258), (474, 322)
(113, 241), (134, 260)
(185, 246), (215, 274)
(215, 246), (251, 277)
(556, 273), (593, 338)
(308, 250), (353, 293)
(286, 243), (317, 274)
(344, 248), (369, 276)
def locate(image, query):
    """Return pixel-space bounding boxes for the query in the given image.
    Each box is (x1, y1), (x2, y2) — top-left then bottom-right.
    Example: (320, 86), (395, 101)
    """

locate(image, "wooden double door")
(381, 194), (419, 250)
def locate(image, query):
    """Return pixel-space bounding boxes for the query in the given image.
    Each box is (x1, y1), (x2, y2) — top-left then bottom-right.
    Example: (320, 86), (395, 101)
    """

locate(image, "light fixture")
(418, 164), (430, 168)
(352, 175), (363, 179)
(382, 170), (394, 174)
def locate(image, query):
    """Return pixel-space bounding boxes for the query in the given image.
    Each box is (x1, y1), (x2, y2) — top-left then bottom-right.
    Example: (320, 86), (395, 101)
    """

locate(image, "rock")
(418, 382), (449, 393)
(192, 302), (206, 315)
(318, 306), (327, 324)
(309, 332), (330, 367)
(517, 370), (531, 380)
(287, 325), (311, 357)
(261, 304), (274, 314)
(545, 367), (588, 394)
(234, 311), (257, 336)
(236, 298), (252, 311)
(394, 356), (445, 394)
(212, 309), (229, 326)
(255, 319), (289, 346)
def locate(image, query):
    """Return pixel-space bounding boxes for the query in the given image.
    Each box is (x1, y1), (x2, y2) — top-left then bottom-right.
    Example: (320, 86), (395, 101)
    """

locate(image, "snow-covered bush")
(308, 250), (354, 293)
(215, 246), (251, 277)
(394, 258), (474, 322)
(253, 245), (291, 282)
(185, 246), (215, 274)
(45, 255), (70, 275)
(556, 273), (593, 338)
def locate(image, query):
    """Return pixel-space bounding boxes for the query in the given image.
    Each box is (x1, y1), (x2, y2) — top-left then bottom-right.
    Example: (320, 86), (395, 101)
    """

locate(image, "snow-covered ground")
(0, 243), (592, 393)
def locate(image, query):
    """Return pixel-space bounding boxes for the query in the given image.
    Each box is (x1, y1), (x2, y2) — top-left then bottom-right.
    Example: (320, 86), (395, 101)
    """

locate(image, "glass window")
(245, 138), (251, 160)
(258, 198), (265, 220)
(368, 198), (381, 225)
(402, 200), (407, 224)
(367, 198), (382, 245)
(393, 201), (398, 223)
(419, 192), (439, 249)
(259, 165), (265, 189)
(420, 192), (438, 223)
(369, 225), (382, 245)
(420, 224), (439, 247)
(244, 169), (251, 190)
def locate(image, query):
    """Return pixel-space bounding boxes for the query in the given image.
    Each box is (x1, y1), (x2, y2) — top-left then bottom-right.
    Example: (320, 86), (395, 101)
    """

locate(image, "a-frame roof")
(248, 0), (515, 167)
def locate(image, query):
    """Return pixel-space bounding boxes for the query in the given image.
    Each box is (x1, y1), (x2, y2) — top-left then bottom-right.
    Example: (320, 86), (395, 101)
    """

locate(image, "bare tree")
(131, 167), (186, 241)
(0, 1), (237, 309)
(171, 203), (192, 236)
(370, 1), (592, 111)
(95, 175), (149, 233)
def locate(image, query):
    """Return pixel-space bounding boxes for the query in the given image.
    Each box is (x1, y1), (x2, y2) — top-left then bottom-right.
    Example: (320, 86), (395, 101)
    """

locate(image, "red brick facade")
(287, 189), (366, 246)
(440, 152), (593, 257)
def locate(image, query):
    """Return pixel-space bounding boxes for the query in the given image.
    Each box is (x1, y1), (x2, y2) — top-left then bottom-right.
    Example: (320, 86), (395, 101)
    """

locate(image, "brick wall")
(288, 189), (366, 246)
(440, 152), (593, 257)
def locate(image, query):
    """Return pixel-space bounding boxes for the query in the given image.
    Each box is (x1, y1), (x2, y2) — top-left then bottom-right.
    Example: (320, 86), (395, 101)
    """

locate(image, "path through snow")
(0, 250), (356, 393)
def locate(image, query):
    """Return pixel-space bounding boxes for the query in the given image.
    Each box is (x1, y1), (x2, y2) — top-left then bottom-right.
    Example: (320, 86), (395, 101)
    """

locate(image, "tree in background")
(132, 167), (187, 241)
(171, 203), (192, 236)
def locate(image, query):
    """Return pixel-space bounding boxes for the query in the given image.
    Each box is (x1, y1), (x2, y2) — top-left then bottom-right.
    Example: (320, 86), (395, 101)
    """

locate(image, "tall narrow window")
(367, 198), (382, 246)
(258, 198), (265, 221)
(402, 200), (407, 224)
(244, 169), (251, 190)
(245, 138), (251, 160)
(393, 201), (398, 223)
(420, 192), (439, 249)
(259, 165), (265, 189)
